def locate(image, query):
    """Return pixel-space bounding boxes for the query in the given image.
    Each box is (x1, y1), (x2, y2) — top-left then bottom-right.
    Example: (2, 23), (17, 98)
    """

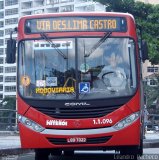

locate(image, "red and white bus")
(6, 12), (148, 160)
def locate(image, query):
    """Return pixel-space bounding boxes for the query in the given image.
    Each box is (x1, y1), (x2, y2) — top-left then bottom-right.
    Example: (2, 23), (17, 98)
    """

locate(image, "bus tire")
(51, 149), (62, 156)
(138, 138), (143, 155)
(120, 147), (138, 160)
(64, 150), (74, 156)
(35, 149), (49, 160)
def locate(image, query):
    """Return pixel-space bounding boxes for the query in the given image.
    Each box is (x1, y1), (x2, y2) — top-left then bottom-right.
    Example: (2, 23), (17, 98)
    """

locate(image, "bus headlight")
(18, 114), (44, 132)
(113, 112), (139, 130)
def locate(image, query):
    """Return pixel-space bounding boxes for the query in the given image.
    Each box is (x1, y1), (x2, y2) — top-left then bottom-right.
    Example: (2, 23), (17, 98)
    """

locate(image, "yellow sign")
(35, 87), (75, 94)
(21, 75), (31, 87)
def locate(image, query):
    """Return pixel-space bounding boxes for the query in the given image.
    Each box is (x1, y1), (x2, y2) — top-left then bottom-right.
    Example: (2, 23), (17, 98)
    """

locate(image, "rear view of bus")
(6, 12), (148, 160)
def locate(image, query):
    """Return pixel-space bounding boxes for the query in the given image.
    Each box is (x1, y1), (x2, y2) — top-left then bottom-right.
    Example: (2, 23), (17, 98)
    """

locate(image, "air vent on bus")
(34, 105), (119, 119)
(47, 136), (112, 145)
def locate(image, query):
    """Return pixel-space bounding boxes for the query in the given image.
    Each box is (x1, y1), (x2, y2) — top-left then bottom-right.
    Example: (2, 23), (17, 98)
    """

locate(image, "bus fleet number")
(93, 118), (112, 125)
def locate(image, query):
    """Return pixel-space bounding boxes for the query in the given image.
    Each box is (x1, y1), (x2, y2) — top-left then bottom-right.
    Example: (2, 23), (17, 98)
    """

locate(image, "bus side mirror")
(6, 39), (16, 63)
(141, 40), (148, 61)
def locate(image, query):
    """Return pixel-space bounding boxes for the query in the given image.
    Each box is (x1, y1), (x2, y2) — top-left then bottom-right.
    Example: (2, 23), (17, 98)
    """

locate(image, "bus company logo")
(65, 102), (90, 107)
(73, 120), (81, 128)
(46, 120), (67, 126)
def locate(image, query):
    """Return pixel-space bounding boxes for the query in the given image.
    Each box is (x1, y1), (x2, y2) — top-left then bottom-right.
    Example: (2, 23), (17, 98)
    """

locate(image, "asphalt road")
(1, 148), (159, 160)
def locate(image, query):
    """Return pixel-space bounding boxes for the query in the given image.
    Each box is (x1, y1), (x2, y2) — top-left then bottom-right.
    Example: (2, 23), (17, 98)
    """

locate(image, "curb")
(0, 131), (19, 136)
(0, 148), (32, 156)
(0, 142), (159, 156)
(143, 142), (159, 148)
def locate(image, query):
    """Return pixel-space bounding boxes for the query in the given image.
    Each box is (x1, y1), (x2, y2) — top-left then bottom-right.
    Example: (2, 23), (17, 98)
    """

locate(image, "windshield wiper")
(85, 32), (112, 57)
(40, 33), (67, 59)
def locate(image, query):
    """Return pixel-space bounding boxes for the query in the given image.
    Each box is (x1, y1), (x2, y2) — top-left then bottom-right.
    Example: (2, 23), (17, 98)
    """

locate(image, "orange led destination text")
(36, 19), (117, 31)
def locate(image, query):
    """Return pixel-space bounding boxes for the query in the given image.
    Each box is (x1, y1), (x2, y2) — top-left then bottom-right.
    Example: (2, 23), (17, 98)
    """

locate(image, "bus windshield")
(18, 37), (137, 100)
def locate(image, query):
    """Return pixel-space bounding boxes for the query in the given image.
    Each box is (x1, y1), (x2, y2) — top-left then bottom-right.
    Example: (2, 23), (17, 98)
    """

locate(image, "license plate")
(67, 137), (87, 143)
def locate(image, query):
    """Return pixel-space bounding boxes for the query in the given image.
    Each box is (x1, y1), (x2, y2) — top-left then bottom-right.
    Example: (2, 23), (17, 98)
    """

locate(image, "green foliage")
(0, 96), (16, 110)
(144, 83), (159, 108)
(95, 0), (159, 65)
(0, 97), (16, 129)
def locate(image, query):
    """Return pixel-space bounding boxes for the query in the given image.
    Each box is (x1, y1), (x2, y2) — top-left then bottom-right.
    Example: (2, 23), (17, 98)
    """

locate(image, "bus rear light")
(18, 114), (44, 132)
(113, 112), (139, 130)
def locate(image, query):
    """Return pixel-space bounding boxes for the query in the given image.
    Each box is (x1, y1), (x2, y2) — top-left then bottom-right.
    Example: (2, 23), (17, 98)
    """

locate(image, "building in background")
(0, 0), (18, 100)
(142, 60), (159, 87)
(19, 0), (105, 16)
(0, 0), (105, 101)
(143, 60), (159, 78)
(135, 0), (159, 4)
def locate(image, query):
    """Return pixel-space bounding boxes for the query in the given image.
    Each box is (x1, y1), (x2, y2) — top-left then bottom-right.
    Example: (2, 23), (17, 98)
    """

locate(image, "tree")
(0, 97), (16, 129)
(1, 96), (16, 110)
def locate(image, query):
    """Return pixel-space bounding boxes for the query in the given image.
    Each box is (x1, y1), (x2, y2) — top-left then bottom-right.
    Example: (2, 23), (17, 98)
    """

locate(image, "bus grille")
(47, 136), (112, 145)
(35, 105), (119, 119)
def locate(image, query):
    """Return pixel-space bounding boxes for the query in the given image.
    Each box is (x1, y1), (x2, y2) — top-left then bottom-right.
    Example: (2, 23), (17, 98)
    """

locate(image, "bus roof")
(19, 12), (134, 20)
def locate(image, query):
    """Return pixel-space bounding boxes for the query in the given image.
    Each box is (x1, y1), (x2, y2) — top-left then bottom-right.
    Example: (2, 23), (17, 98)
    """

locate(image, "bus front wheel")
(35, 149), (49, 160)
(120, 147), (138, 160)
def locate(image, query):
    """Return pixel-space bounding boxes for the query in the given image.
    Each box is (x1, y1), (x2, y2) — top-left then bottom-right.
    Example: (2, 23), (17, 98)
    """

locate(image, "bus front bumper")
(19, 118), (141, 149)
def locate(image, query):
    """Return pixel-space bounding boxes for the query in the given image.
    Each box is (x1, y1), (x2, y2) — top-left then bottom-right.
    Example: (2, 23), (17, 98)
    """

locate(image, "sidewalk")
(0, 132), (30, 156)
(0, 131), (159, 156)
(143, 131), (159, 148)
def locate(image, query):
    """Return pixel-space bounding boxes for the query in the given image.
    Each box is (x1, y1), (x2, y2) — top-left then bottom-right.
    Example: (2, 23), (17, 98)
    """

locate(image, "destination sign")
(25, 16), (127, 33)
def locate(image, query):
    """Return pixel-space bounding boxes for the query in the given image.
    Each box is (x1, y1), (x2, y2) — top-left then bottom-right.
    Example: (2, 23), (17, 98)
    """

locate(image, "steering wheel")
(102, 71), (115, 79)
(101, 71), (115, 87)
(101, 71), (126, 90)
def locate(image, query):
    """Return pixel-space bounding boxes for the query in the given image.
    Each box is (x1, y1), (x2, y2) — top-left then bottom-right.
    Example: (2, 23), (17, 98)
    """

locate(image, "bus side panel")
(17, 96), (30, 115)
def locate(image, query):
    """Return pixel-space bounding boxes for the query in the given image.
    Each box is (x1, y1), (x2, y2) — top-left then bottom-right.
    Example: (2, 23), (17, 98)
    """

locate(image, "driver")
(98, 52), (126, 90)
